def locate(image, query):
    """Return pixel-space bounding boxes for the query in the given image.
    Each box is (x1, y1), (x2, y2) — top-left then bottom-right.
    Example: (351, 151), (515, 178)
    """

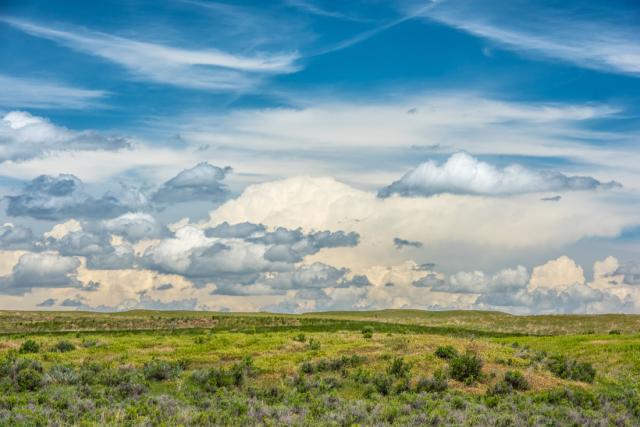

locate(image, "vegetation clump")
(51, 340), (75, 353)
(361, 326), (374, 339)
(143, 359), (184, 381)
(435, 345), (458, 360)
(546, 355), (596, 383)
(489, 370), (529, 395)
(448, 350), (483, 384)
(19, 339), (40, 354)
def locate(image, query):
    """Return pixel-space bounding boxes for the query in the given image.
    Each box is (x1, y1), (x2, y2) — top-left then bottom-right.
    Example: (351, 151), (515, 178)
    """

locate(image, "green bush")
(307, 339), (321, 351)
(19, 339), (40, 354)
(143, 359), (183, 381)
(449, 351), (483, 384)
(361, 326), (374, 339)
(191, 356), (256, 391)
(489, 370), (529, 395)
(293, 333), (306, 343)
(16, 368), (43, 391)
(503, 370), (529, 391)
(387, 357), (411, 378)
(415, 371), (448, 393)
(435, 345), (458, 360)
(372, 373), (393, 395)
(546, 355), (596, 383)
(51, 340), (75, 353)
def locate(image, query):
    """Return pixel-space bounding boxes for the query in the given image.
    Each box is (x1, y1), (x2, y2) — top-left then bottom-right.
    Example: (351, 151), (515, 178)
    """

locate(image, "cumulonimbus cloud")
(378, 152), (621, 197)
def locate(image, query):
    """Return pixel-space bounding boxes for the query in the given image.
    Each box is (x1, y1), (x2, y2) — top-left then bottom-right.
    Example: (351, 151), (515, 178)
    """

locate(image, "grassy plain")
(0, 309), (638, 425)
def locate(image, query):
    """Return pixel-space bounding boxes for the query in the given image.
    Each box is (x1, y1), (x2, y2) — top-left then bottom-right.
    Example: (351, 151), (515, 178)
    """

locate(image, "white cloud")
(529, 255), (585, 291)
(409, 0), (640, 76)
(379, 152), (620, 197)
(0, 111), (131, 162)
(205, 176), (637, 273)
(1, 17), (299, 91)
(0, 74), (106, 109)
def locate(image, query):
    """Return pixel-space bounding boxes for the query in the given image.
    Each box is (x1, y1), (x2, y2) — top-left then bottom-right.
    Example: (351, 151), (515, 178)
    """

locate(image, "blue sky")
(0, 0), (639, 313)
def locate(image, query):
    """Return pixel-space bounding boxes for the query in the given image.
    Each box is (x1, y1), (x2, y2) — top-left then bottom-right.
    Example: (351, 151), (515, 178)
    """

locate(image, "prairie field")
(0, 310), (638, 426)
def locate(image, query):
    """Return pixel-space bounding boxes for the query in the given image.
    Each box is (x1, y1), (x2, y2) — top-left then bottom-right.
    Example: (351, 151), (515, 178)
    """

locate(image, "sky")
(0, 0), (639, 313)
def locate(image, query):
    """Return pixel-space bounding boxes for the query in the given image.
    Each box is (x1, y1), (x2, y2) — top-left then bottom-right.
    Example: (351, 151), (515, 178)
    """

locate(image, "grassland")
(0, 309), (638, 425)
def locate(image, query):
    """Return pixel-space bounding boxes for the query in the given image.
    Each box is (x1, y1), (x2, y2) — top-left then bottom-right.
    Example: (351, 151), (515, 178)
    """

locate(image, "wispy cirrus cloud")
(0, 16), (300, 91)
(408, 0), (640, 76)
(0, 74), (107, 109)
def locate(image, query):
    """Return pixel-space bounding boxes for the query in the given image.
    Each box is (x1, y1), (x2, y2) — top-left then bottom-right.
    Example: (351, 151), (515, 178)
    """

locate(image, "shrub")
(361, 326), (374, 339)
(609, 330), (621, 335)
(489, 370), (529, 395)
(372, 373), (393, 395)
(387, 357), (411, 378)
(143, 359), (183, 381)
(503, 370), (529, 391)
(435, 345), (458, 360)
(46, 364), (79, 385)
(51, 340), (75, 353)
(19, 339), (40, 354)
(449, 351), (483, 384)
(307, 339), (321, 351)
(191, 356), (256, 391)
(300, 361), (314, 374)
(16, 368), (43, 391)
(546, 355), (596, 383)
(415, 370), (448, 393)
(293, 333), (306, 343)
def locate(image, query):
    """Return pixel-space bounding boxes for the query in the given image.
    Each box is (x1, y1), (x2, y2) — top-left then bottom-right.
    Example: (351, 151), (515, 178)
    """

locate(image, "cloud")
(410, 0), (640, 76)
(541, 195), (562, 202)
(60, 297), (84, 307)
(529, 255), (585, 291)
(206, 176), (637, 274)
(393, 237), (423, 249)
(153, 162), (232, 204)
(612, 262), (640, 285)
(6, 174), (148, 220)
(0, 252), (81, 295)
(1, 17), (299, 91)
(424, 266), (529, 294)
(205, 221), (266, 238)
(0, 223), (35, 250)
(0, 111), (131, 162)
(0, 74), (107, 109)
(153, 283), (174, 291)
(95, 212), (168, 242)
(379, 152), (621, 197)
(36, 298), (56, 307)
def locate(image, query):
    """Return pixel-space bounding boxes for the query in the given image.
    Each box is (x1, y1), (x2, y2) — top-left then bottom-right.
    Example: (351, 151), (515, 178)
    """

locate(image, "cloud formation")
(6, 174), (148, 220)
(379, 152), (621, 197)
(0, 252), (81, 295)
(0, 111), (130, 162)
(153, 162), (232, 205)
(411, 0), (640, 76)
(1, 17), (299, 91)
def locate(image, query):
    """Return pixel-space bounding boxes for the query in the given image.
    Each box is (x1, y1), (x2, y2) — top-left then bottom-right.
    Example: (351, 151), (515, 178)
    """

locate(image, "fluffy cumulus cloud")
(6, 174), (148, 220)
(0, 223), (35, 250)
(379, 152), (621, 197)
(153, 162), (232, 204)
(93, 212), (168, 242)
(0, 252), (81, 295)
(0, 111), (130, 161)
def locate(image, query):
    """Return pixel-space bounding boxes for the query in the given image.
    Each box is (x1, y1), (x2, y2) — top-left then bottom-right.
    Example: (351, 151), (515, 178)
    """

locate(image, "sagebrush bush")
(307, 339), (321, 351)
(546, 355), (596, 383)
(19, 339), (40, 354)
(361, 326), (374, 339)
(51, 340), (75, 353)
(16, 368), (43, 391)
(489, 370), (529, 395)
(46, 364), (79, 385)
(435, 345), (458, 360)
(191, 356), (256, 391)
(503, 370), (529, 391)
(293, 333), (306, 343)
(415, 370), (448, 393)
(449, 351), (483, 384)
(372, 373), (393, 395)
(387, 357), (411, 378)
(143, 359), (183, 381)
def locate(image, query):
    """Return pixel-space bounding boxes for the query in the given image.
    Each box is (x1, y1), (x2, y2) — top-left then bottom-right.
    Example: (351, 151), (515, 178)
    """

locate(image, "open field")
(0, 310), (638, 425)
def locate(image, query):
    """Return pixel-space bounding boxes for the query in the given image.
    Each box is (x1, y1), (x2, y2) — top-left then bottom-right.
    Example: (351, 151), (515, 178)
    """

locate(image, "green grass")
(0, 309), (637, 425)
